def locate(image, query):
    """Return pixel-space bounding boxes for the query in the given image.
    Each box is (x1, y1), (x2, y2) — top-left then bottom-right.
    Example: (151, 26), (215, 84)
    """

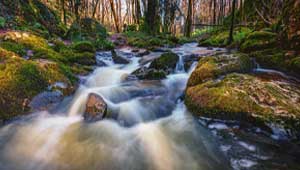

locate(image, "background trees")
(31, 0), (292, 36)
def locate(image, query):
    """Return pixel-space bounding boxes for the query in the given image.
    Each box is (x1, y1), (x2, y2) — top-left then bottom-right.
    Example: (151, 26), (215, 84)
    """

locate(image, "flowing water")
(0, 43), (298, 170)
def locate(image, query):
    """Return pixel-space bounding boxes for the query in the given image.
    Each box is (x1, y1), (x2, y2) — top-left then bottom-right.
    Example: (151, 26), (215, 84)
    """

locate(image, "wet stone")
(84, 93), (107, 122)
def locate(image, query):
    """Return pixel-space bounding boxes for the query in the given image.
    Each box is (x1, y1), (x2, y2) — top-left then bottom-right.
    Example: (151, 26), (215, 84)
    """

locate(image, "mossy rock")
(198, 30), (229, 47)
(0, 31), (67, 62)
(187, 54), (254, 87)
(149, 52), (179, 73)
(49, 38), (68, 52)
(0, 41), (26, 56)
(95, 38), (115, 50)
(249, 49), (300, 77)
(132, 67), (166, 80)
(72, 41), (96, 53)
(240, 31), (277, 52)
(30, 0), (65, 35)
(66, 18), (107, 41)
(0, 51), (72, 121)
(185, 73), (300, 136)
(0, 0), (64, 36)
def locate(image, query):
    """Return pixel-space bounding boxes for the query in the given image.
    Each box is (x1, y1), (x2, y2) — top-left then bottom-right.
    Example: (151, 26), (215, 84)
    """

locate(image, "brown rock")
(84, 93), (107, 122)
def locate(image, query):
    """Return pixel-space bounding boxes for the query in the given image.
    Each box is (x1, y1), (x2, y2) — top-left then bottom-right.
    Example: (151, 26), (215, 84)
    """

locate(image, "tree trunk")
(185, 0), (193, 37)
(109, 0), (120, 32)
(145, 0), (159, 34)
(75, 0), (80, 22)
(135, 0), (141, 24)
(92, 0), (100, 18)
(228, 0), (236, 45)
(61, 0), (66, 24)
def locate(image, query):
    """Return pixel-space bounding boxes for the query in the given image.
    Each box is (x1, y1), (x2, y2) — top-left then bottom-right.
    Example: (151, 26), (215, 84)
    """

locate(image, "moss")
(59, 48), (95, 65)
(199, 31), (229, 47)
(49, 38), (67, 52)
(0, 31), (67, 62)
(1, 0), (64, 36)
(0, 47), (19, 62)
(0, 50), (74, 120)
(187, 54), (253, 87)
(95, 38), (115, 50)
(143, 69), (166, 80)
(187, 57), (218, 86)
(0, 59), (47, 120)
(67, 18), (107, 41)
(149, 52), (179, 71)
(240, 31), (277, 52)
(197, 27), (253, 48)
(124, 31), (181, 49)
(72, 41), (95, 53)
(185, 73), (300, 133)
(0, 41), (26, 56)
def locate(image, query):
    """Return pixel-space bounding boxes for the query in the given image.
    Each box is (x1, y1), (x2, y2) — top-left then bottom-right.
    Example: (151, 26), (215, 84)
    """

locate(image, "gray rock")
(111, 50), (130, 64)
(29, 91), (64, 111)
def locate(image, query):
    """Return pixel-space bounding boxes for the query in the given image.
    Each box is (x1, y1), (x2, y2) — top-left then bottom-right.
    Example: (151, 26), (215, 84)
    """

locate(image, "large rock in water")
(84, 93), (107, 122)
(149, 52), (179, 73)
(132, 66), (166, 80)
(111, 50), (130, 64)
(130, 52), (179, 80)
(185, 54), (300, 138)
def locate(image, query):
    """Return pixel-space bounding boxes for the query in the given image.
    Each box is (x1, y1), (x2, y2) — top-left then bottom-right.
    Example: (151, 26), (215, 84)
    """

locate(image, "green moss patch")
(149, 52), (179, 71)
(240, 31), (277, 52)
(187, 54), (253, 87)
(185, 73), (300, 134)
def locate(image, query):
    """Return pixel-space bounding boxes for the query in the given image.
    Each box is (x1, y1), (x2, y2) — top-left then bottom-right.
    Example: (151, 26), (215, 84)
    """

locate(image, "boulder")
(137, 50), (150, 57)
(149, 52), (179, 73)
(111, 50), (130, 64)
(121, 74), (138, 82)
(29, 90), (63, 111)
(187, 54), (253, 87)
(186, 54), (300, 137)
(84, 93), (107, 122)
(132, 67), (166, 80)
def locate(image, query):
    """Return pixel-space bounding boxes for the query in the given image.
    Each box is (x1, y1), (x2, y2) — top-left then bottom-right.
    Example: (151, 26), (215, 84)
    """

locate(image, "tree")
(74, 0), (81, 22)
(109, 0), (120, 32)
(185, 0), (193, 37)
(228, 0), (236, 45)
(60, 0), (66, 24)
(145, 0), (159, 34)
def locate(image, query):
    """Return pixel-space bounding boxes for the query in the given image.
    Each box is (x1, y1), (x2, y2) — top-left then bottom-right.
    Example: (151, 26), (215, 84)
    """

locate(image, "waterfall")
(175, 55), (185, 73)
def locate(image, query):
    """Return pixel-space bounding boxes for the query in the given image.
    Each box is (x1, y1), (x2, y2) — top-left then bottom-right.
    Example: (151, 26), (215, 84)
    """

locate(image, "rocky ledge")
(185, 54), (300, 138)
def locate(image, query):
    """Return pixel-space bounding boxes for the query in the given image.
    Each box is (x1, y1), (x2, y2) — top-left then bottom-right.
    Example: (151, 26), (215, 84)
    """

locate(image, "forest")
(0, 0), (300, 170)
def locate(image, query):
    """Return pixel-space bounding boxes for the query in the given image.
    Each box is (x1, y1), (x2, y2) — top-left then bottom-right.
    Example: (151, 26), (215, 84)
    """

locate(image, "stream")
(0, 43), (298, 170)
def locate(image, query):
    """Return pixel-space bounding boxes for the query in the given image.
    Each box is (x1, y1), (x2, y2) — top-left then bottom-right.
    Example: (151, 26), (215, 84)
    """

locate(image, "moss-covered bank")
(185, 54), (300, 138)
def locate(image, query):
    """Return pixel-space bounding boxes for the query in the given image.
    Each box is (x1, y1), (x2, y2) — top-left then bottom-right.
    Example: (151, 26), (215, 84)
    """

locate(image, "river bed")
(0, 43), (299, 170)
